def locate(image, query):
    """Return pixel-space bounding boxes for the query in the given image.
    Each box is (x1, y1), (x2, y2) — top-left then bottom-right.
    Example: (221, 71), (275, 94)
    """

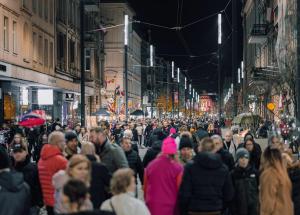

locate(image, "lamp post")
(124, 14), (129, 120)
(189, 83), (192, 119)
(177, 67), (180, 118)
(185, 77), (187, 117)
(171, 61), (175, 118)
(150, 44), (154, 118)
(79, 0), (99, 127)
(218, 13), (222, 120)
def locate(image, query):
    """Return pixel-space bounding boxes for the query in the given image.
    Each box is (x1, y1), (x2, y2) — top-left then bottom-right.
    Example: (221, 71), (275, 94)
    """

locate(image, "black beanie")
(0, 146), (10, 169)
(179, 135), (193, 150)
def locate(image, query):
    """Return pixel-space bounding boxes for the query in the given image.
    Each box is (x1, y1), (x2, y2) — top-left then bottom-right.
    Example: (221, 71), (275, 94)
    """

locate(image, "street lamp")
(79, 0), (99, 127)
(150, 44), (154, 118)
(124, 14), (129, 120)
(218, 13), (222, 120)
(238, 68), (241, 84)
(171, 61), (175, 117)
(177, 68), (180, 118)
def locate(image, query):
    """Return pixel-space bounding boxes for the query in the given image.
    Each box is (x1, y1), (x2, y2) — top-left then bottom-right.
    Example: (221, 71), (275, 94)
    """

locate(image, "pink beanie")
(170, 127), (176, 135)
(162, 137), (177, 155)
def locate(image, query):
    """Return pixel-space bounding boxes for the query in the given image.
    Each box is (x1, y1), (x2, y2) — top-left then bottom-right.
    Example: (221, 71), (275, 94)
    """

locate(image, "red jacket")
(38, 144), (67, 207)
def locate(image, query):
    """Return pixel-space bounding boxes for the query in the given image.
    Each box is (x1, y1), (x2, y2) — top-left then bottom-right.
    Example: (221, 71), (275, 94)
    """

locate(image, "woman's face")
(70, 162), (89, 182)
(245, 140), (254, 152)
(272, 137), (281, 148)
(126, 176), (136, 193)
(81, 128), (86, 134)
(14, 135), (22, 144)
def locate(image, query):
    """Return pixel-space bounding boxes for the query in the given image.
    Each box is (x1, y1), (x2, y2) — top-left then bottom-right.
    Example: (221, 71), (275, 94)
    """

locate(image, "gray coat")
(100, 140), (129, 173)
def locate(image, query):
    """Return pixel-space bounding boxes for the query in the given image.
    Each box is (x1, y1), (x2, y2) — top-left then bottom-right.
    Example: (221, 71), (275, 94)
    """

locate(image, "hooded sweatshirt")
(179, 152), (234, 215)
(0, 170), (31, 215)
(38, 144), (67, 206)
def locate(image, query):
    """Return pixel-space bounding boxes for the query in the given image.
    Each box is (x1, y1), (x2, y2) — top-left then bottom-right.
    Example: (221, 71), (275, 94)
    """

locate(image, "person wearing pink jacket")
(144, 137), (183, 215)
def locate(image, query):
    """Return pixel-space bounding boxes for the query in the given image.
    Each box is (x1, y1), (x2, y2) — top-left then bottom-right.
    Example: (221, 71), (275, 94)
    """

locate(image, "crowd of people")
(0, 118), (300, 215)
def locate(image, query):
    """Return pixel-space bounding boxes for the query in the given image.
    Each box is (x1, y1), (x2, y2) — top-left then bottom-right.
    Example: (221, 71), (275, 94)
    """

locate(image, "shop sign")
(64, 93), (75, 102)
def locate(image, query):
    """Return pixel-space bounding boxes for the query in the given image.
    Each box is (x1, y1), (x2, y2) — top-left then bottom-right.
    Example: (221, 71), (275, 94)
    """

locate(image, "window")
(39, 0), (43, 18)
(38, 35), (43, 64)
(13, 21), (17, 53)
(49, 42), (53, 68)
(85, 49), (91, 71)
(3, 16), (8, 51)
(69, 40), (75, 63)
(22, 0), (29, 9)
(33, 32), (37, 61)
(49, 1), (53, 23)
(44, 0), (48, 21)
(32, 0), (37, 13)
(44, 39), (48, 67)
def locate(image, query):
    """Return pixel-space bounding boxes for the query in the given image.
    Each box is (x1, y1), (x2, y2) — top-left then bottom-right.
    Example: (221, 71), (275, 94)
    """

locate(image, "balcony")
(251, 66), (280, 80)
(248, 24), (268, 44)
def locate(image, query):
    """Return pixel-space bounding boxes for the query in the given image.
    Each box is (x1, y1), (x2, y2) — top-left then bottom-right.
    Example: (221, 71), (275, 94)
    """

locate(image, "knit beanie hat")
(170, 127), (176, 135)
(0, 146), (10, 169)
(179, 135), (193, 150)
(65, 131), (78, 142)
(162, 137), (177, 155)
(236, 148), (250, 161)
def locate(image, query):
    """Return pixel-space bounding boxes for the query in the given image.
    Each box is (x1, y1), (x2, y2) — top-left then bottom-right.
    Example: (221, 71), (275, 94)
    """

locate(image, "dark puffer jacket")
(143, 140), (162, 168)
(289, 168), (300, 215)
(86, 155), (111, 209)
(0, 170), (31, 215)
(125, 149), (144, 184)
(230, 165), (259, 215)
(13, 156), (43, 207)
(179, 152), (234, 215)
(217, 148), (235, 171)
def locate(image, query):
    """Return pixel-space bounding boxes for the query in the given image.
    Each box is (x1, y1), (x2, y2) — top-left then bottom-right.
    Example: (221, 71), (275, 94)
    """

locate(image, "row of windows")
(23, 0), (54, 24)
(2, 16), (54, 69)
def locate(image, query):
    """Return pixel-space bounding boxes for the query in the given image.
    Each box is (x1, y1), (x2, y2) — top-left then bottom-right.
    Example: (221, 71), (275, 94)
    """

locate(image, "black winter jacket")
(13, 156), (43, 207)
(230, 165), (259, 215)
(125, 149), (144, 184)
(142, 140), (162, 168)
(289, 168), (300, 215)
(0, 170), (31, 215)
(61, 210), (115, 215)
(217, 148), (235, 171)
(179, 152), (234, 215)
(86, 155), (112, 209)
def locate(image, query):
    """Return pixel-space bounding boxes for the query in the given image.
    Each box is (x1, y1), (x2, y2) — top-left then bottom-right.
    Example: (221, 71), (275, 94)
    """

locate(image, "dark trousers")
(138, 135), (142, 146)
(189, 211), (221, 215)
(46, 206), (54, 215)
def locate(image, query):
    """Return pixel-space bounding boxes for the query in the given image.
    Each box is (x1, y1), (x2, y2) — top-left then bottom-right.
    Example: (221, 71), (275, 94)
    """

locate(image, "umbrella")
(19, 115), (45, 128)
(130, 109), (144, 116)
(92, 108), (110, 116)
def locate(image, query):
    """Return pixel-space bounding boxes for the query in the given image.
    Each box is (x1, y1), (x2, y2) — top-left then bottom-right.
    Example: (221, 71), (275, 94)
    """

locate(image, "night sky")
(128, 0), (243, 94)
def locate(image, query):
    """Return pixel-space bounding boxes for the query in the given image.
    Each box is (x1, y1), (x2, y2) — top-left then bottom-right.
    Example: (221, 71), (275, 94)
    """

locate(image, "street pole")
(150, 45), (154, 118)
(232, 0), (238, 116)
(80, 1), (85, 127)
(177, 67), (180, 119)
(124, 15), (129, 120)
(189, 83), (192, 119)
(171, 61), (175, 118)
(185, 77), (187, 117)
(218, 13), (222, 120)
(166, 63), (169, 118)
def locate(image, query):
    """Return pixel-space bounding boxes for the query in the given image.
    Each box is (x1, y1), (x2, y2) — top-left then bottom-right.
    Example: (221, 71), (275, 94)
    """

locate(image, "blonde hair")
(67, 155), (91, 186)
(80, 141), (100, 162)
(110, 168), (134, 195)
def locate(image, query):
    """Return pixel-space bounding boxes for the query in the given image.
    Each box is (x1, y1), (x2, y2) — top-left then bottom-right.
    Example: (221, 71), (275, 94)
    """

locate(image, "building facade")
(241, 0), (297, 120)
(0, 0), (103, 125)
(100, 2), (142, 117)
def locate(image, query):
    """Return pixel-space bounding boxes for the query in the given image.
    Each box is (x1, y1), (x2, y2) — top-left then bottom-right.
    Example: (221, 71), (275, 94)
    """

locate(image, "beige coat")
(260, 168), (294, 215)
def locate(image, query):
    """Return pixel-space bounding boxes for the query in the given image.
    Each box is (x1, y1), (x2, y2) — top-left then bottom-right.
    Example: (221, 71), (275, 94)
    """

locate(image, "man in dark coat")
(121, 137), (144, 185)
(212, 135), (235, 171)
(289, 167), (300, 215)
(179, 138), (234, 215)
(0, 147), (31, 215)
(230, 148), (259, 215)
(11, 143), (43, 212)
(143, 140), (162, 168)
